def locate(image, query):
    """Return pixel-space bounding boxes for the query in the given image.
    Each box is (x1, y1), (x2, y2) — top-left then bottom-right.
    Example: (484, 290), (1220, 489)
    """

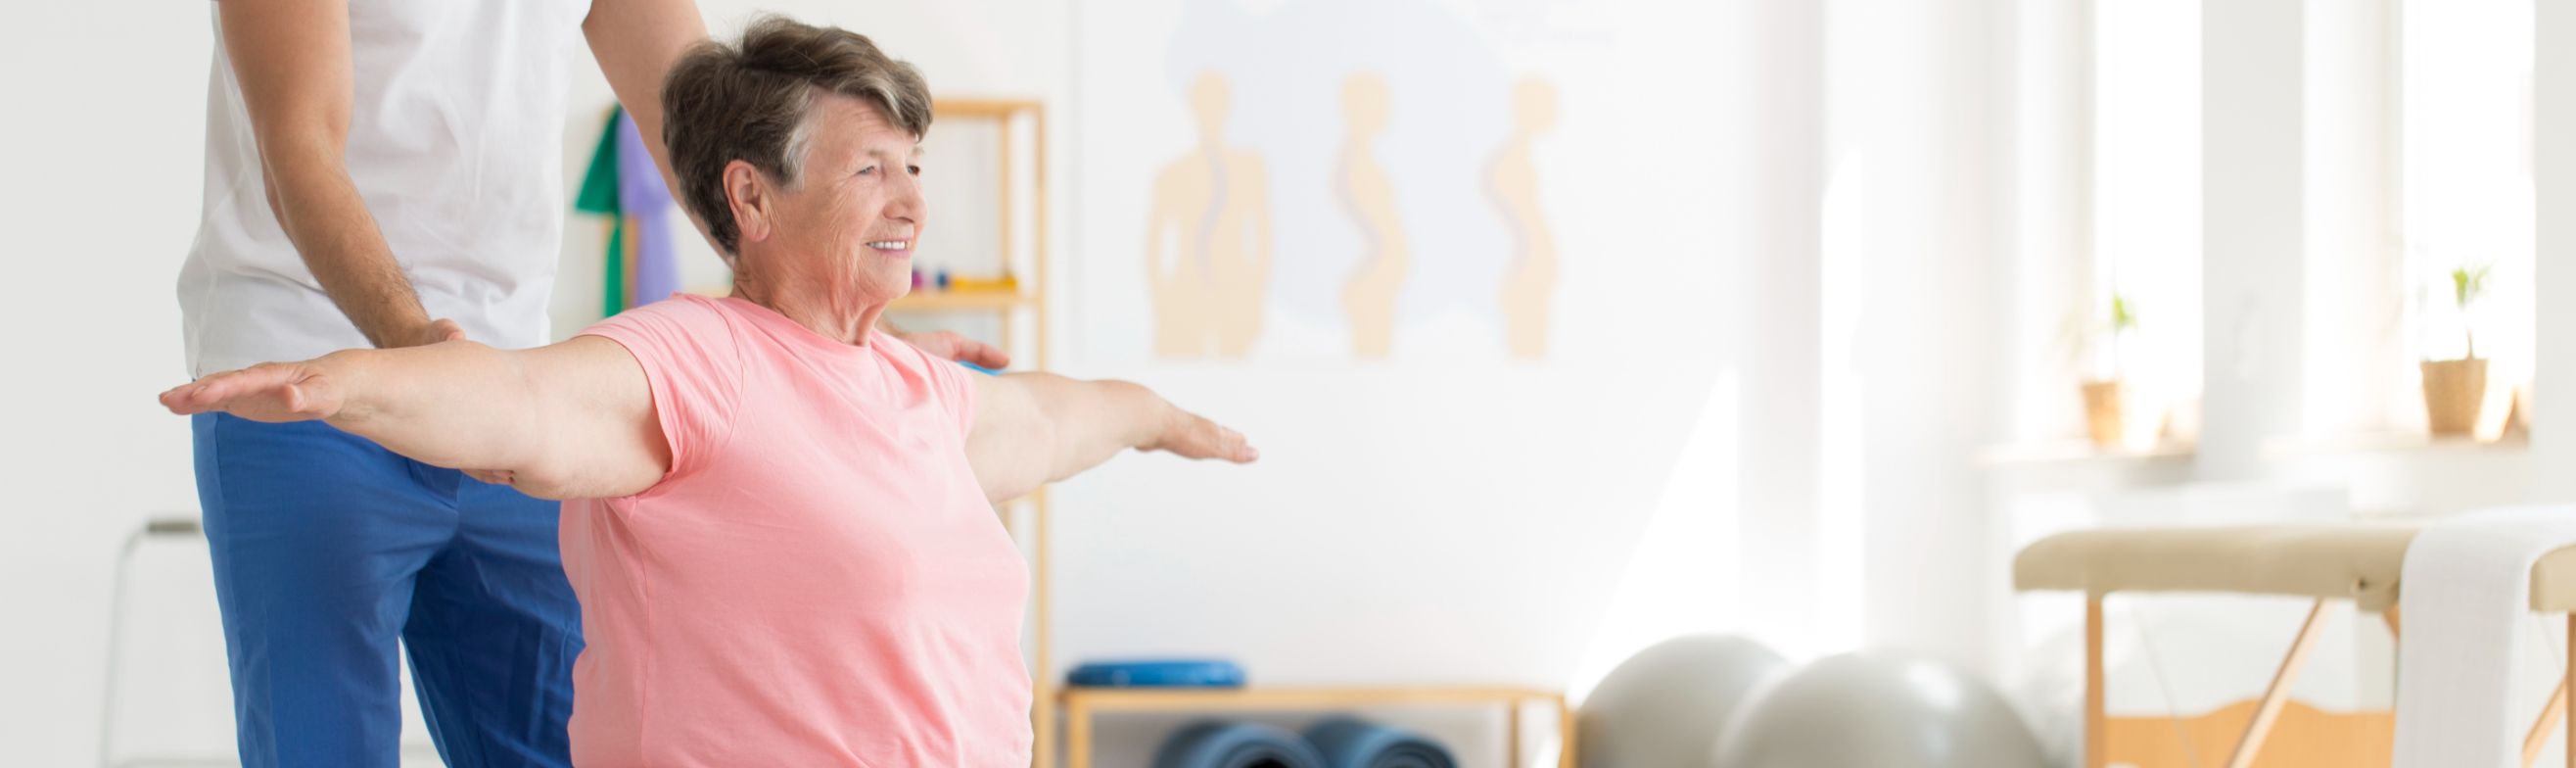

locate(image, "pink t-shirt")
(562, 294), (1030, 766)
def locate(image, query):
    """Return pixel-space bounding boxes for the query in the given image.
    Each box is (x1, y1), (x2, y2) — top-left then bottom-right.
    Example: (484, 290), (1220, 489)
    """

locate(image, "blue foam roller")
(1303, 716), (1457, 768)
(1154, 720), (1328, 768)
(1067, 659), (1246, 688)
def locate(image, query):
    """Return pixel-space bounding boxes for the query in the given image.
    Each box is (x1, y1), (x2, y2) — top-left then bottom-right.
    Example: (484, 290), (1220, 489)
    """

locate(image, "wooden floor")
(2104, 702), (2393, 768)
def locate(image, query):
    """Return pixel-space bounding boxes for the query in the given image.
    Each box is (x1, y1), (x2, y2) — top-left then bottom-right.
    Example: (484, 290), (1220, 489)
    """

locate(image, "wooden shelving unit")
(1059, 686), (1576, 768)
(891, 290), (1035, 312)
(907, 97), (1060, 768)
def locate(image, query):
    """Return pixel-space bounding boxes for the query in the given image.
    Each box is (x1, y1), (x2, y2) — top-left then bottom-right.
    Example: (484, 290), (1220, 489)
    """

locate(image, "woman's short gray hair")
(661, 16), (933, 255)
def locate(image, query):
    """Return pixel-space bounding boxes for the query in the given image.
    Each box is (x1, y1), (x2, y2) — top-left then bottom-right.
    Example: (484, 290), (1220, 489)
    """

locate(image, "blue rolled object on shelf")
(1153, 721), (1329, 768)
(1303, 716), (1458, 768)
(1067, 658), (1246, 688)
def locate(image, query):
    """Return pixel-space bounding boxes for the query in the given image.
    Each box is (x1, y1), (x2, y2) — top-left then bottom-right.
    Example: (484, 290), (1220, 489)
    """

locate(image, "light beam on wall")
(1566, 373), (1741, 704)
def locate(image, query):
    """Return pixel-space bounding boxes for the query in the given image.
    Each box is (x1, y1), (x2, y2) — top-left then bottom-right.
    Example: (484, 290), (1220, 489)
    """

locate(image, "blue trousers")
(191, 413), (581, 767)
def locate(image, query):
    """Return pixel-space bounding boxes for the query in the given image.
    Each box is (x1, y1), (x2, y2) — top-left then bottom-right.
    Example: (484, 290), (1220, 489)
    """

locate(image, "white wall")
(1053, 1), (1758, 763)
(2200, 0), (2308, 481)
(2538, 0), (2576, 504)
(1831, 0), (2013, 671)
(0, 4), (222, 765)
(1733, 0), (1835, 659)
(2, 0), (2048, 766)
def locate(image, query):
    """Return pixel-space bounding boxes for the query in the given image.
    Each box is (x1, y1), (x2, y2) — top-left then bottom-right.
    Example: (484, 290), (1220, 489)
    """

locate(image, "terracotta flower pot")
(2420, 358), (2488, 437)
(2082, 379), (2126, 449)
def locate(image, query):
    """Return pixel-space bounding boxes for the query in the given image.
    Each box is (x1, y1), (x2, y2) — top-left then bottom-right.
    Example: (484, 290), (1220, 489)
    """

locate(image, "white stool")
(96, 515), (229, 768)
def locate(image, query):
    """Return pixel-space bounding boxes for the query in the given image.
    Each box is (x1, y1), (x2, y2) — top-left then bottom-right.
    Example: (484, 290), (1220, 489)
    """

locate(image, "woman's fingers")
(158, 363), (336, 422)
(160, 368), (263, 413)
(1166, 414), (1257, 463)
(157, 384), (197, 413)
(1224, 427), (1258, 462)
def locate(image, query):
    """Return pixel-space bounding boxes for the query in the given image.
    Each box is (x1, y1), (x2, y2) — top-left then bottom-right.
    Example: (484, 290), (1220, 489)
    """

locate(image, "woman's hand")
(1146, 408), (1259, 463)
(966, 374), (1255, 504)
(160, 360), (346, 423)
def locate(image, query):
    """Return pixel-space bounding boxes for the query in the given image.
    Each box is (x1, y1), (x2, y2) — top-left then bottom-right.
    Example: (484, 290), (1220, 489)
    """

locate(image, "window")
(2088, 0), (2202, 440)
(2400, 0), (2533, 435)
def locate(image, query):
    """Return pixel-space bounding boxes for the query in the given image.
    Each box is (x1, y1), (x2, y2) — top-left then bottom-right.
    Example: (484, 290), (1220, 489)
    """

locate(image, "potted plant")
(2077, 294), (2139, 449)
(2421, 265), (2490, 437)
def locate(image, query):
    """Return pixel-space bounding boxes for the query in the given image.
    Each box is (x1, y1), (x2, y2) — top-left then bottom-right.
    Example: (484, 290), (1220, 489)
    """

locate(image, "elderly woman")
(161, 18), (1249, 766)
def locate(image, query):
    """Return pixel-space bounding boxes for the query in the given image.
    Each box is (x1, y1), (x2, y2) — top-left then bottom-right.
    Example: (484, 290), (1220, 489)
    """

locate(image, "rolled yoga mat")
(1153, 720), (1329, 768)
(1302, 716), (1458, 768)
(1068, 658), (1246, 688)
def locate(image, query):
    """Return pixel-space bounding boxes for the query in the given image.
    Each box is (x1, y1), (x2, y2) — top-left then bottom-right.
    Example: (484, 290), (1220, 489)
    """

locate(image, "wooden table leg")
(2086, 597), (2107, 768)
(2524, 677), (2567, 767)
(1506, 697), (1522, 768)
(1033, 682), (1055, 768)
(1065, 697), (1091, 768)
(1557, 693), (1577, 768)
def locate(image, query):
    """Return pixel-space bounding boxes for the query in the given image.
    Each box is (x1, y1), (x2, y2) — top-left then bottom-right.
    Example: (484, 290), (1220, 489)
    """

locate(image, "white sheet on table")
(2394, 505), (2576, 768)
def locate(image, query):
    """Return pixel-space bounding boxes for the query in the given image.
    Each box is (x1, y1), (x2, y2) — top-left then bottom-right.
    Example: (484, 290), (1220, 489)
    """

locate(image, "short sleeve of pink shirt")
(579, 295), (747, 483)
(561, 294), (1030, 767)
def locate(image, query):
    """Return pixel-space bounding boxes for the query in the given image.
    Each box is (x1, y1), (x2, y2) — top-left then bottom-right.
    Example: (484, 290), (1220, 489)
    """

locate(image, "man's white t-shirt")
(179, 0), (591, 377)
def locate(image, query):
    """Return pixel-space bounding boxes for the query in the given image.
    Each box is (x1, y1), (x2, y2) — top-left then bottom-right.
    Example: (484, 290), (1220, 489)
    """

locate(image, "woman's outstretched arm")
(965, 373), (1255, 504)
(159, 337), (669, 501)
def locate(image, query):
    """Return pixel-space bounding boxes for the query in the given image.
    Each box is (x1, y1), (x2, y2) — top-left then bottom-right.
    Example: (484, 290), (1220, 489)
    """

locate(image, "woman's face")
(742, 93), (927, 312)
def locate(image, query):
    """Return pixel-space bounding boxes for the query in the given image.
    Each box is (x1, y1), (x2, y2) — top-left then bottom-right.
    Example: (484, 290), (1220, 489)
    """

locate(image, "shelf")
(2263, 430), (2529, 457)
(1059, 686), (1575, 768)
(1060, 685), (1563, 711)
(1976, 439), (2197, 467)
(934, 97), (1044, 120)
(888, 290), (1033, 312)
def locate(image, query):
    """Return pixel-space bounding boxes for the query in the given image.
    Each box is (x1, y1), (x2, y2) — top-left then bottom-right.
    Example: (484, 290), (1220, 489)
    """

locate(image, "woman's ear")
(723, 160), (773, 246)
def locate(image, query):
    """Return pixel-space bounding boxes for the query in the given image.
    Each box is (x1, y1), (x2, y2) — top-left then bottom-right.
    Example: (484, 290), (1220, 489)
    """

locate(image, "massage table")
(2017, 525), (2576, 768)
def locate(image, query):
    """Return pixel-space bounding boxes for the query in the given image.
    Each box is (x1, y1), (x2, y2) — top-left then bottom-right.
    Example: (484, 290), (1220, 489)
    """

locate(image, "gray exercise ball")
(1711, 653), (2046, 768)
(1579, 635), (1791, 767)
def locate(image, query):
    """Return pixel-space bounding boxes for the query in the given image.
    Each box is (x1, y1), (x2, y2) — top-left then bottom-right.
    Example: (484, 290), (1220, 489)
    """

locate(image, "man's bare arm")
(219, 0), (455, 349)
(585, 0), (711, 245)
